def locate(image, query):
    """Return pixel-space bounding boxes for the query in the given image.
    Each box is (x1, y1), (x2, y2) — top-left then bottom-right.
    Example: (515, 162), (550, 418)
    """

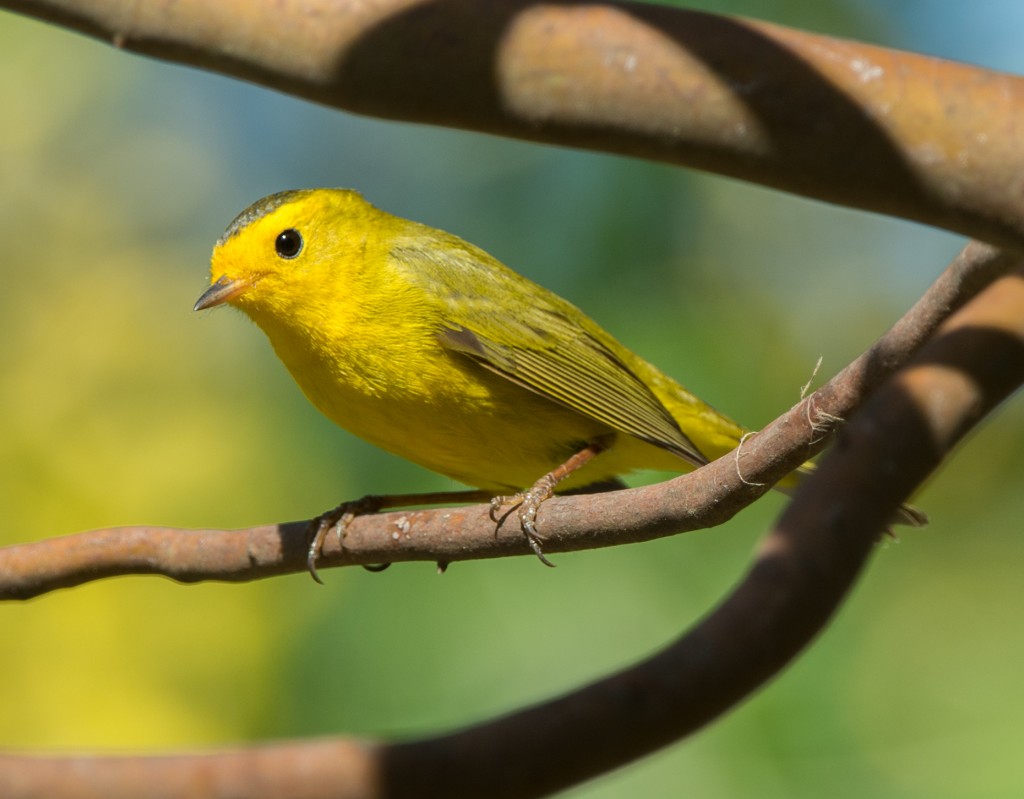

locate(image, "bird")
(194, 188), (925, 580)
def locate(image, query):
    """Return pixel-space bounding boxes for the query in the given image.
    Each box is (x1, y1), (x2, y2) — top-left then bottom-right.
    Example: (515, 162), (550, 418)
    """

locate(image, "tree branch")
(6, 0), (1024, 249)
(3, 252), (1022, 799)
(1, 241), (1015, 600)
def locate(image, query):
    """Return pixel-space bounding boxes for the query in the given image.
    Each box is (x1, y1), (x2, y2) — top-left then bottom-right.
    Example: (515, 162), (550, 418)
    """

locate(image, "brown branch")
(3, 256), (1022, 799)
(6, 0), (1024, 249)
(1, 241), (1015, 601)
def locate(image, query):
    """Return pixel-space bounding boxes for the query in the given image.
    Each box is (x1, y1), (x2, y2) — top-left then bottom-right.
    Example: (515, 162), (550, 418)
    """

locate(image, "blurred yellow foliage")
(0, 14), (294, 748)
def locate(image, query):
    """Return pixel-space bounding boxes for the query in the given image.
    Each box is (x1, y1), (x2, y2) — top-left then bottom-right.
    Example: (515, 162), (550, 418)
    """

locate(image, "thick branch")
(6, 0), (1024, 249)
(0, 241), (1015, 600)
(3, 257), (1022, 799)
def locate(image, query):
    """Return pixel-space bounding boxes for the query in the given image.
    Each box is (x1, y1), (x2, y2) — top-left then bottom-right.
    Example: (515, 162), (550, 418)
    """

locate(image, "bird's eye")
(275, 228), (303, 259)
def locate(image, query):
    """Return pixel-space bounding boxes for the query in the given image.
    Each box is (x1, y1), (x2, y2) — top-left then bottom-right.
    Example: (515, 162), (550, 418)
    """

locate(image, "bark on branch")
(7, 0), (1024, 249)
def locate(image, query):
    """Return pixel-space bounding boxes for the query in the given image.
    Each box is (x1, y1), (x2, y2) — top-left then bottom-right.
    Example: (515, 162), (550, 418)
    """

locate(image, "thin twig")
(0, 241), (1015, 600)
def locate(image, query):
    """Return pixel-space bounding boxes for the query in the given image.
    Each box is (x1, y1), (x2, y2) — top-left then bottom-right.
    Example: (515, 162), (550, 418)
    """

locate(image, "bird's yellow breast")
(248, 288), (618, 490)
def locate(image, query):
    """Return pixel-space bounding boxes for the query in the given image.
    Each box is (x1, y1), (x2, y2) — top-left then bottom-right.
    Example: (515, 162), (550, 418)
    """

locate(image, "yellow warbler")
(195, 189), (924, 577)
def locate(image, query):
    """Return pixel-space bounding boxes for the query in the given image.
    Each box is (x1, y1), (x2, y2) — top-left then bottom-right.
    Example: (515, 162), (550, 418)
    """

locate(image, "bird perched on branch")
(195, 188), (925, 580)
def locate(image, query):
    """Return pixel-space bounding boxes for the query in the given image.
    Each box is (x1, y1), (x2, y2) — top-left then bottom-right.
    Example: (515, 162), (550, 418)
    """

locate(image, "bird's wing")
(392, 235), (708, 467)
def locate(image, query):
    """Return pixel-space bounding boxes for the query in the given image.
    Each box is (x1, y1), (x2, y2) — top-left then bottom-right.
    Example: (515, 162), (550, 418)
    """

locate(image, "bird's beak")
(194, 274), (249, 311)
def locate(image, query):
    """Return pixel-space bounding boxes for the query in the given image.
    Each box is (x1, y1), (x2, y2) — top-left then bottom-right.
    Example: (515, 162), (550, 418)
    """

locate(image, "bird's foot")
(306, 495), (390, 583)
(490, 474), (560, 567)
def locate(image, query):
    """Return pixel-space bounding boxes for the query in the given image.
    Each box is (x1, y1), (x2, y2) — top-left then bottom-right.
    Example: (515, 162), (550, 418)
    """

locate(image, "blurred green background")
(2, 1), (1023, 796)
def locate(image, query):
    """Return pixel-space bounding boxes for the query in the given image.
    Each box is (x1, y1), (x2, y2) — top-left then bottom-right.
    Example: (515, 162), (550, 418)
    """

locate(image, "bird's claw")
(490, 488), (557, 568)
(306, 495), (387, 583)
